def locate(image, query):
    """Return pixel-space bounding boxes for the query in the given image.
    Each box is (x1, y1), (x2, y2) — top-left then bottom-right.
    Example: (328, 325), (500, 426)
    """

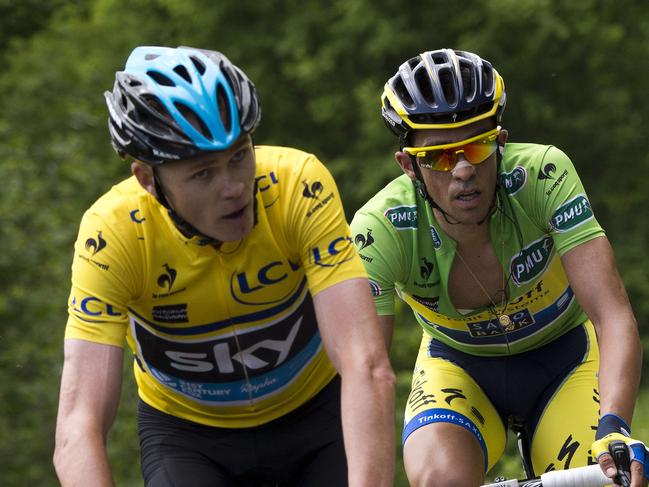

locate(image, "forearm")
(596, 315), (642, 424)
(54, 421), (115, 487)
(341, 364), (396, 487)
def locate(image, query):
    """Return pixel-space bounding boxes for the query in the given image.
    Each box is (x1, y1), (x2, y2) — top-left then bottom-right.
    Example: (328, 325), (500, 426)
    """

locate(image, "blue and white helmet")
(105, 46), (261, 165)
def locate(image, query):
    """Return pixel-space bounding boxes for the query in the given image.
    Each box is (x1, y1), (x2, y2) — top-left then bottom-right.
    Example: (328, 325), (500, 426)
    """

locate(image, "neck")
(434, 208), (493, 247)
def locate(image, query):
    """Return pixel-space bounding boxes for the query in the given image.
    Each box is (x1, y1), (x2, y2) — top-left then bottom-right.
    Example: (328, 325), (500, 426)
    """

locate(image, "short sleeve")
(350, 208), (405, 316)
(65, 209), (139, 347)
(284, 154), (367, 296)
(518, 145), (605, 255)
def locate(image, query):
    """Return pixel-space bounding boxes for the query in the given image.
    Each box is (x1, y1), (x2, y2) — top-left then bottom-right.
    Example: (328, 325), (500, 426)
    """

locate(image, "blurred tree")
(0, 0), (647, 485)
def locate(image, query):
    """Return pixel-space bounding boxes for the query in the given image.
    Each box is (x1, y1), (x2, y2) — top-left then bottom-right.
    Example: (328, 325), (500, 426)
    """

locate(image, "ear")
(395, 151), (417, 181)
(497, 128), (509, 154)
(131, 162), (157, 197)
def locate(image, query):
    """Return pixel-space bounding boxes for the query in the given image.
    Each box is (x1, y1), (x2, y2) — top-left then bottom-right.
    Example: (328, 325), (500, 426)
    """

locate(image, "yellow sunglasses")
(403, 127), (501, 172)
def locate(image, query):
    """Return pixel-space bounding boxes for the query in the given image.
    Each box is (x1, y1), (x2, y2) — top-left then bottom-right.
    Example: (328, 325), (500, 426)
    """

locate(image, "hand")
(592, 432), (648, 487)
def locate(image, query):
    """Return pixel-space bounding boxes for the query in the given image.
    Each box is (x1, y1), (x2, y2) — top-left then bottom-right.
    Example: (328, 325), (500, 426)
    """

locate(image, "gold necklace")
(453, 248), (513, 330)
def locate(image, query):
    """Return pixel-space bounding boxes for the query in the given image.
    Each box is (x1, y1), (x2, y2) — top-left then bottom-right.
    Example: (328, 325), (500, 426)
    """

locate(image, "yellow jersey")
(65, 145), (366, 428)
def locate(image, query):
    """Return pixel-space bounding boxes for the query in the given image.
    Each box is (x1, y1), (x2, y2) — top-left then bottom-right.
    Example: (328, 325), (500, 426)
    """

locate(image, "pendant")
(498, 314), (513, 330)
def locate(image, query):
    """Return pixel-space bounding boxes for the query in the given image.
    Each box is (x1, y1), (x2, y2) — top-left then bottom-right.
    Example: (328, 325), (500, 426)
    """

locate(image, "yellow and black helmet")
(381, 49), (505, 138)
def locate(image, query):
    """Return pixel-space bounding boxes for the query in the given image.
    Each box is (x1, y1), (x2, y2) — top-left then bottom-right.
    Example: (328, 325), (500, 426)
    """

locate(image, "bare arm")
(561, 236), (643, 482)
(313, 278), (396, 487)
(54, 339), (124, 487)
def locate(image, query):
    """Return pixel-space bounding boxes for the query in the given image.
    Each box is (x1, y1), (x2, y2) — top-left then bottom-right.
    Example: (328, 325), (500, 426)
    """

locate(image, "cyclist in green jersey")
(53, 45), (395, 487)
(351, 49), (646, 486)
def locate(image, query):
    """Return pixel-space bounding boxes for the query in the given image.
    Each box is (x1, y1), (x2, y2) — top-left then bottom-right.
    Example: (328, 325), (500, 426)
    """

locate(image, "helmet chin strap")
(152, 170), (222, 246)
(409, 144), (503, 226)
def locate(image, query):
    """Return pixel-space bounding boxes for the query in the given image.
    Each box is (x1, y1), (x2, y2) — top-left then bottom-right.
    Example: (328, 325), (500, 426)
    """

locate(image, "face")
(396, 121), (508, 225)
(135, 135), (256, 242)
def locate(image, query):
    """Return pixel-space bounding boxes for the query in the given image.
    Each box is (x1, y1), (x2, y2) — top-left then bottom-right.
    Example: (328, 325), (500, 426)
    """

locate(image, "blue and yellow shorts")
(403, 322), (600, 474)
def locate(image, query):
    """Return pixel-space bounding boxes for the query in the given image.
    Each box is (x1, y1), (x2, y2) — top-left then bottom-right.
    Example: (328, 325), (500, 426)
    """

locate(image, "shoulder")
(499, 142), (575, 196)
(356, 174), (418, 222)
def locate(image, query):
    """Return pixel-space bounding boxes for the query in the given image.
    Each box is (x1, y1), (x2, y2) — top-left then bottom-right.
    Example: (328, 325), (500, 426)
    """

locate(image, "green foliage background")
(1, 0), (648, 485)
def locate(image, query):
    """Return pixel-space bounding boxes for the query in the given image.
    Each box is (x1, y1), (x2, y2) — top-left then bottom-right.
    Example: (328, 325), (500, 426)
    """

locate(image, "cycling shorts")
(403, 321), (599, 474)
(138, 376), (346, 487)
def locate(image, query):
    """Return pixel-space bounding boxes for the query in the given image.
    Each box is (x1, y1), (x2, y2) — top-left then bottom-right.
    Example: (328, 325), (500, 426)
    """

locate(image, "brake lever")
(609, 440), (632, 487)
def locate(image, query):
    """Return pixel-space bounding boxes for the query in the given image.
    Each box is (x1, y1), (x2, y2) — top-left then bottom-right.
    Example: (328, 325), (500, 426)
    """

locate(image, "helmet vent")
(189, 56), (206, 75)
(173, 65), (192, 83)
(393, 77), (415, 109)
(174, 102), (211, 139)
(142, 95), (172, 120)
(144, 54), (161, 61)
(439, 69), (457, 106)
(482, 65), (494, 95)
(414, 67), (436, 107)
(431, 53), (448, 65)
(147, 71), (175, 87)
(216, 84), (233, 133)
(459, 64), (475, 102)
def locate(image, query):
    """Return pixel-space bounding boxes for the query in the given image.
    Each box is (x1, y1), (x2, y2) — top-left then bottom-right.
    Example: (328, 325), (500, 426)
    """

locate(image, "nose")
(450, 153), (476, 181)
(220, 175), (246, 199)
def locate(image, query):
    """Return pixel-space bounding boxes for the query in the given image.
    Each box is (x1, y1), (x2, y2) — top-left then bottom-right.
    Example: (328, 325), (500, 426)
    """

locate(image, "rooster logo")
(302, 180), (324, 200)
(157, 264), (177, 291)
(539, 163), (557, 180)
(85, 231), (107, 256)
(420, 257), (434, 281)
(354, 229), (375, 250)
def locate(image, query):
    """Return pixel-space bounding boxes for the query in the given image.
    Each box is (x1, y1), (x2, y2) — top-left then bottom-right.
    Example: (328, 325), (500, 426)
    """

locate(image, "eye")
(230, 145), (251, 164)
(191, 168), (211, 180)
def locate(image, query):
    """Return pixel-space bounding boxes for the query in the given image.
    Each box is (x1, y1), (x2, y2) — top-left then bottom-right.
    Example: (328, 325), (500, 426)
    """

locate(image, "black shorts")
(138, 376), (347, 487)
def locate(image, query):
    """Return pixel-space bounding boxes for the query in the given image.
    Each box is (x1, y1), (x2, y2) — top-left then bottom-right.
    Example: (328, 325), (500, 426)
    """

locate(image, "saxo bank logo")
(230, 260), (301, 305)
(85, 231), (107, 255)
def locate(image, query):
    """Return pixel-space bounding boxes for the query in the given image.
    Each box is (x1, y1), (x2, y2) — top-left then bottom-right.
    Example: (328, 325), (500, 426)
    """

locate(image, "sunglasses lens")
(463, 140), (498, 165)
(421, 150), (454, 171)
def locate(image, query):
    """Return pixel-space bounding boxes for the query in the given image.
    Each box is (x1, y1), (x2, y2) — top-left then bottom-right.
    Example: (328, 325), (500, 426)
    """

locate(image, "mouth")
(454, 189), (481, 202)
(222, 202), (249, 220)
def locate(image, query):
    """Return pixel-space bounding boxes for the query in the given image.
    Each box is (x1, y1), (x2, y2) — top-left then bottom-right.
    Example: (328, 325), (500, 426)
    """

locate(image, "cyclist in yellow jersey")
(350, 49), (646, 486)
(53, 46), (395, 487)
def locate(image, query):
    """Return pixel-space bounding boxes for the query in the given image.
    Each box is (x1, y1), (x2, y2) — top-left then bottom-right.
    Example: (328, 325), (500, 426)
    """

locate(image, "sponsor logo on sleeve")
(499, 166), (527, 195)
(510, 236), (554, 286)
(550, 194), (594, 232)
(538, 163), (557, 180)
(354, 229), (375, 250)
(85, 231), (107, 255)
(384, 205), (418, 230)
(309, 236), (355, 267)
(71, 295), (122, 318)
(302, 179), (335, 218)
(78, 231), (110, 270)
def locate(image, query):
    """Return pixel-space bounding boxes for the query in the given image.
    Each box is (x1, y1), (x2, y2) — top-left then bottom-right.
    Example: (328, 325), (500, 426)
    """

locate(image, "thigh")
(138, 400), (240, 487)
(530, 321), (600, 474)
(264, 377), (348, 486)
(403, 336), (507, 485)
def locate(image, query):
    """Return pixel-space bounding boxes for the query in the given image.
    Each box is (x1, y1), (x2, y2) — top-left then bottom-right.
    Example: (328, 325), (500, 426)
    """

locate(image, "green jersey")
(351, 143), (604, 356)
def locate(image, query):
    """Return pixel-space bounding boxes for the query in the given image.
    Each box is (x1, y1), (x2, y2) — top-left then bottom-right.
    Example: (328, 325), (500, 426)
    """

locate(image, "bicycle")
(481, 425), (635, 487)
